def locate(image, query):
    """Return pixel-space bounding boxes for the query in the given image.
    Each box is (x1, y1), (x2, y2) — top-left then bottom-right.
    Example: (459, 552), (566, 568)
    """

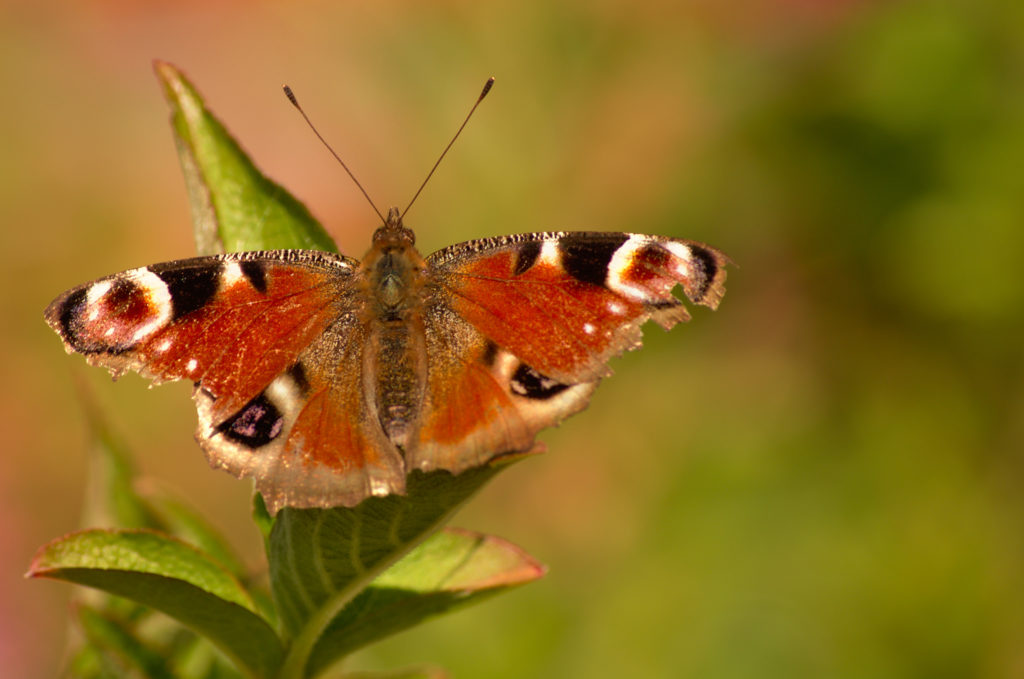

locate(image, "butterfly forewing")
(426, 232), (728, 382)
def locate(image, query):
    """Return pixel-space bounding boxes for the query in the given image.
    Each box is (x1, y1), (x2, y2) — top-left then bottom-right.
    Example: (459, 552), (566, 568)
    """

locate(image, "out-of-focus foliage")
(6, 1), (1023, 677)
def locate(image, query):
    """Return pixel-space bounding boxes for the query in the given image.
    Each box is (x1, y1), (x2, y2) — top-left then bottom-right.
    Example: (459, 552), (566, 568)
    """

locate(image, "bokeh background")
(4, 1), (1024, 677)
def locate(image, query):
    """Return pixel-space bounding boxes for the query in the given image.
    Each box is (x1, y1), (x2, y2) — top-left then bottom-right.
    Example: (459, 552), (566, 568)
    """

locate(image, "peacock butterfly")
(45, 80), (729, 514)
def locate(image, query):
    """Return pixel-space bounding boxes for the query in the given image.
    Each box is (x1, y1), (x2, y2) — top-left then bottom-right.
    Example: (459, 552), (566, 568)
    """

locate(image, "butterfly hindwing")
(197, 312), (406, 512)
(408, 300), (598, 473)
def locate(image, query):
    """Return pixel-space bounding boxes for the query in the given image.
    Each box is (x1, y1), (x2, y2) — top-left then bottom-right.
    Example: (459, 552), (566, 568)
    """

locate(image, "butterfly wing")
(406, 232), (729, 473)
(45, 250), (406, 512)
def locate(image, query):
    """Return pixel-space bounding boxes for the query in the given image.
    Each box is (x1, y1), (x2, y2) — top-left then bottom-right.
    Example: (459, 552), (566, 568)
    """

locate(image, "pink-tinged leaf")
(305, 528), (545, 676)
(374, 527), (546, 591)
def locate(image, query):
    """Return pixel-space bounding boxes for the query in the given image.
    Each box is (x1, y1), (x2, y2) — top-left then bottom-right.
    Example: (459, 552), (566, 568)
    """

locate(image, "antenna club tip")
(480, 77), (495, 100)
(283, 85), (298, 106)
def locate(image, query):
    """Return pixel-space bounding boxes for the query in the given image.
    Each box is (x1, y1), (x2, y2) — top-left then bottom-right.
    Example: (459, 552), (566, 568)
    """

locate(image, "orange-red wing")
(426, 232), (728, 383)
(45, 251), (351, 417)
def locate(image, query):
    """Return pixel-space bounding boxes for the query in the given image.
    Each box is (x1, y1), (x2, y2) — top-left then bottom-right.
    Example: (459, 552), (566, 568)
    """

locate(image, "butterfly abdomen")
(371, 320), (427, 450)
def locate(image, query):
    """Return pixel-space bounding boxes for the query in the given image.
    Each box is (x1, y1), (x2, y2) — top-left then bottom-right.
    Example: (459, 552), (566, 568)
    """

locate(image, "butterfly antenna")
(401, 77), (495, 221)
(283, 85), (387, 225)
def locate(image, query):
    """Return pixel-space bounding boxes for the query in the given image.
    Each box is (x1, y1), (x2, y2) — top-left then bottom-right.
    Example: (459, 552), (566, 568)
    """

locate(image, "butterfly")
(46, 208), (727, 513)
(45, 79), (728, 514)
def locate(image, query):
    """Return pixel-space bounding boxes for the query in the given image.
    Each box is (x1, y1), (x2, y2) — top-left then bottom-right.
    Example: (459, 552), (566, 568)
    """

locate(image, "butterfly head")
(373, 207), (416, 247)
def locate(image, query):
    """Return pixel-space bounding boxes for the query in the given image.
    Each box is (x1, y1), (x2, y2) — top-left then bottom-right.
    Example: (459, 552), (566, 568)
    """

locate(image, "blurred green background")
(3, 1), (1024, 677)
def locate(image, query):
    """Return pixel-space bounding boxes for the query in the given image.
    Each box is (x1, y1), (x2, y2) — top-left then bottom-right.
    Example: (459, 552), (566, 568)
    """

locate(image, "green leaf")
(141, 483), (285, 628)
(372, 527), (546, 590)
(74, 382), (245, 583)
(139, 484), (247, 580)
(306, 528), (544, 677)
(75, 606), (176, 679)
(269, 458), (531, 679)
(252, 493), (275, 549)
(270, 467), (502, 635)
(73, 382), (230, 554)
(154, 60), (337, 255)
(67, 644), (107, 679)
(29, 530), (283, 679)
(169, 633), (247, 679)
(72, 385), (260, 626)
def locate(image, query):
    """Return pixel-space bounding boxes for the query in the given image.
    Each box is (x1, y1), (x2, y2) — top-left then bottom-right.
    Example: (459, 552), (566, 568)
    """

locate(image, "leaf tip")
(443, 528), (547, 590)
(152, 59), (181, 95)
(25, 529), (77, 579)
(153, 60), (204, 123)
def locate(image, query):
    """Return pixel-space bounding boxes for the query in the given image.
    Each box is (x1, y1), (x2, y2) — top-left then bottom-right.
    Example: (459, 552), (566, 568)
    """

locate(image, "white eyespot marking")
(491, 347), (520, 378)
(606, 235), (655, 302)
(85, 280), (114, 320)
(662, 240), (692, 262)
(126, 268), (173, 343)
(662, 241), (694, 278)
(266, 373), (297, 404)
(104, 326), (116, 337)
(608, 300), (627, 315)
(157, 338), (172, 353)
(538, 240), (562, 267)
(583, 322), (596, 335)
(186, 358), (198, 373)
(222, 261), (245, 288)
(260, 371), (305, 425)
